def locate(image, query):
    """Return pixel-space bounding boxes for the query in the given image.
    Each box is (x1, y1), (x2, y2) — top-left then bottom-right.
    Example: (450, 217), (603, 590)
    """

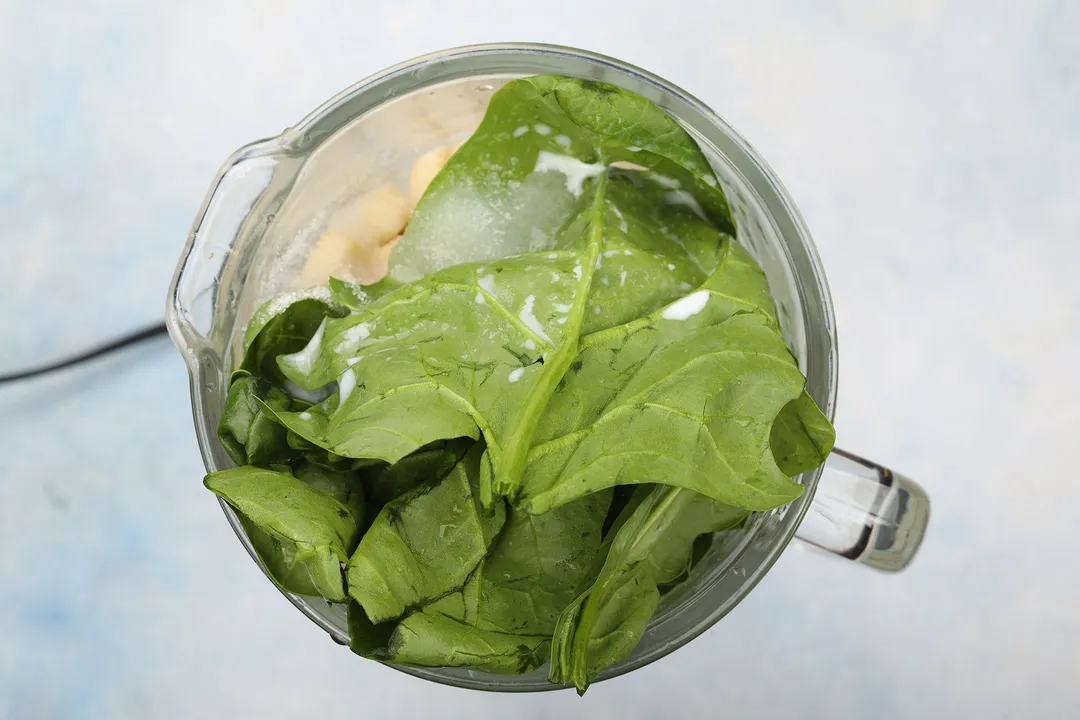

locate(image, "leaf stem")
(488, 171), (610, 504)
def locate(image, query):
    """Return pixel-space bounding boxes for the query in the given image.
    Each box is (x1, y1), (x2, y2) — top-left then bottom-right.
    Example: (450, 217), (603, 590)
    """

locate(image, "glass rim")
(169, 41), (839, 693)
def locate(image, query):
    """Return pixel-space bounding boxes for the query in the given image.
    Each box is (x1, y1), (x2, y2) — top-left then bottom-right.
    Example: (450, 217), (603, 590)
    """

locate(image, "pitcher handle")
(794, 448), (930, 572)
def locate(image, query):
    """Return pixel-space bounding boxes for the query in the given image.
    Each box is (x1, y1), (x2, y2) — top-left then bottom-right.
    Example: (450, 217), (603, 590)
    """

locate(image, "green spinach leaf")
(217, 370), (293, 467)
(657, 532), (717, 595)
(327, 276), (402, 311)
(205, 466), (361, 601)
(346, 447), (506, 623)
(360, 438), (472, 511)
(326, 277), (372, 311)
(519, 310), (809, 514)
(385, 490), (612, 674)
(265, 253), (581, 474)
(397, 75), (735, 281)
(347, 600), (395, 659)
(548, 486), (748, 693)
(240, 287), (347, 385)
(514, 236), (830, 513)
(771, 390), (836, 476)
(292, 463), (366, 523)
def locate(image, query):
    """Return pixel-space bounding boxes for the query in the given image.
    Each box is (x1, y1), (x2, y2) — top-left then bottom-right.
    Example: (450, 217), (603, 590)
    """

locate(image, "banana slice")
(299, 184), (410, 288)
(332, 183), (411, 243)
(297, 146), (458, 289)
(350, 232), (400, 286)
(409, 146), (454, 206)
(298, 230), (358, 287)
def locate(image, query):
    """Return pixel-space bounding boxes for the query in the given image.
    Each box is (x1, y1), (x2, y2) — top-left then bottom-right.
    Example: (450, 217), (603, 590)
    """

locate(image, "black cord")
(0, 323), (170, 385)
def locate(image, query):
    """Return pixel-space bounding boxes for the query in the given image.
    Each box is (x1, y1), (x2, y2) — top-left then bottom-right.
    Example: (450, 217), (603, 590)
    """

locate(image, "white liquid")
(280, 318), (327, 375)
(534, 152), (605, 198)
(662, 290), (710, 320)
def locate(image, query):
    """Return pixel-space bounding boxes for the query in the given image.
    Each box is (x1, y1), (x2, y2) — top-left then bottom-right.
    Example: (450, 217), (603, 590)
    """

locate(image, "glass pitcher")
(166, 43), (930, 692)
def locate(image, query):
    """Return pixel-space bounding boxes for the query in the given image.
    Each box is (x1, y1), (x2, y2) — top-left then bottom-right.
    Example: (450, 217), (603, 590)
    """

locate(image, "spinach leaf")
(218, 369), (372, 472)
(346, 447), (506, 623)
(657, 532), (717, 595)
(327, 276), (401, 311)
(385, 490), (612, 674)
(347, 600), (395, 659)
(217, 370), (293, 467)
(205, 466), (361, 601)
(397, 75), (735, 281)
(385, 603), (549, 674)
(293, 463), (366, 523)
(513, 237), (830, 514)
(240, 287), (347, 386)
(264, 253), (581, 473)
(771, 390), (836, 476)
(326, 277), (371, 311)
(519, 310), (809, 514)
(548, 486), (748, 693)
(524, 235), (775, 451)
(359, 438), (472, 510)
(285, 429), (356, 471)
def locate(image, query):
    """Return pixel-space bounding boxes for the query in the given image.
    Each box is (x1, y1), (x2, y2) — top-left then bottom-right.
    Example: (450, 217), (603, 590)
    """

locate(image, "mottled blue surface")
(1, 2), (1077, 718)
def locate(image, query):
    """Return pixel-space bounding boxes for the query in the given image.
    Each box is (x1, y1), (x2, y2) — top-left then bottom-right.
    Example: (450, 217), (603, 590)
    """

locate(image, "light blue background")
(1, 2), (1077, 718)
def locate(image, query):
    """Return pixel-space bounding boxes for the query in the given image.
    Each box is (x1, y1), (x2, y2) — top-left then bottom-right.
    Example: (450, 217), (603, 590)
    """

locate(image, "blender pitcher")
(166, 43), (930, 692)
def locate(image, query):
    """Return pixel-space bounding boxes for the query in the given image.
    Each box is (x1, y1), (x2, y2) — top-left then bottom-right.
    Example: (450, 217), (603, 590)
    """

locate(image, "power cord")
(0, 323), (169, 385)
